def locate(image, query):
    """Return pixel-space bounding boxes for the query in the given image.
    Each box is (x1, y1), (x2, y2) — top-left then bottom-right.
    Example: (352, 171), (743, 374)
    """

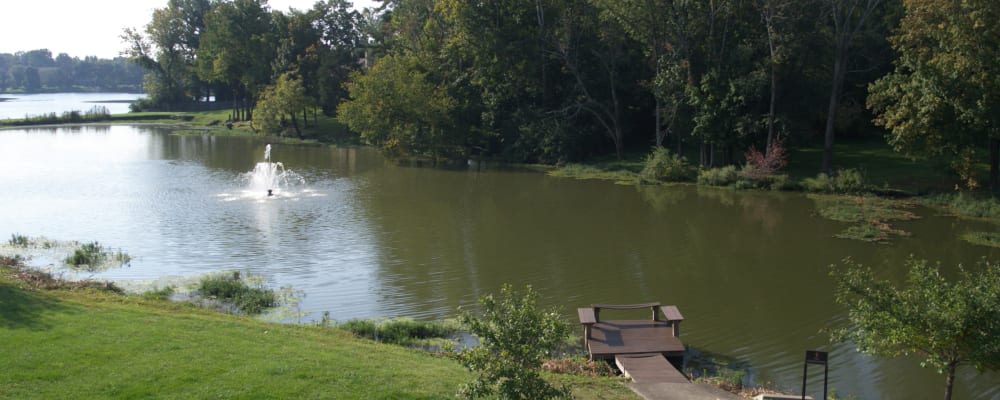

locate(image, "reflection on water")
(0, 125), (998, 399)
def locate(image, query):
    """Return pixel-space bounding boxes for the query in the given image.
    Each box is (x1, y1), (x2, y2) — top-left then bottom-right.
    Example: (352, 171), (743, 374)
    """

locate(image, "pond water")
(1, 125), (998, 399)
(0, 92), (144, 119)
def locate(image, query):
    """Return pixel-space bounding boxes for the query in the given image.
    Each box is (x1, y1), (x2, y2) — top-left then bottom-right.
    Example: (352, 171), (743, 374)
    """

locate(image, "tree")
(457, 284), (571, 400)
(868, 0), (1000, 190)
(198, 0), (277, 121)
(592, 0), (689, 148)
(831, 257), (1000, 400)
(122, 0), (212, 107)
(819, 0), (884, 174)
(337, 53), (456, 158)
(252, 73), (313, 137)
(552, 1), (636, 160)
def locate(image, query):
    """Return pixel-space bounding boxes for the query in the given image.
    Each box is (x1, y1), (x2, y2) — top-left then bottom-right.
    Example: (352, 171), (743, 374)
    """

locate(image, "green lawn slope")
(0, 267), (635, 399)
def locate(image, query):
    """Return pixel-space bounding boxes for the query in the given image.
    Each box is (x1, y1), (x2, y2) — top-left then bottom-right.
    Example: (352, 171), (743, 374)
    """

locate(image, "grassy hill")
(0, 264), (635, 399)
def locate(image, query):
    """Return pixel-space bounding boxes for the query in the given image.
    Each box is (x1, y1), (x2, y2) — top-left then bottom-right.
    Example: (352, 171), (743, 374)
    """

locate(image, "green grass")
(920, 192), (1000, 220)
(785, 139), (963, 193)
(960, 231), (1000, 248)
(0, 265), (637, 400)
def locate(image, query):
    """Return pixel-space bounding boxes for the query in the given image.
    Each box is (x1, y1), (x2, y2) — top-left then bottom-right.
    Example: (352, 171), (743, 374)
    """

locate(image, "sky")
(0, 0), (380, 59)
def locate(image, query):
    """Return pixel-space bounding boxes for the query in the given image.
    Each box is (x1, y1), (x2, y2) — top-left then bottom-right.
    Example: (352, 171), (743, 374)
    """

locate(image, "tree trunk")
(767, 62), (777, 152)
(289, 113), (301, 138)
(822, 47), (847, 174)
(943, 360), (957, 400)
(655, 100), (664, 147)
(990, 137), (999, 191)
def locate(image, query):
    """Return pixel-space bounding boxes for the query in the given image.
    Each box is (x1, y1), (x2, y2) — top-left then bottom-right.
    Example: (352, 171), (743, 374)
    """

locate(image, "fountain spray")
(265, 144), (273, 196)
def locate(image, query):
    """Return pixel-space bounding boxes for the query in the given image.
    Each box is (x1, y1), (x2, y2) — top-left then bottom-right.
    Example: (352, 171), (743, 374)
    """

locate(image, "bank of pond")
(0, 255), (834, 399)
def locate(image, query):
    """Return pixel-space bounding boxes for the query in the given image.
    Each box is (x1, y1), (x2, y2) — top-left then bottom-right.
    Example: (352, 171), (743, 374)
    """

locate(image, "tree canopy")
(868, 0), (1000, 189)
(0, 50), (142, 92)
(119, 0), (1000, 187)
(831, 257), (1000, 400)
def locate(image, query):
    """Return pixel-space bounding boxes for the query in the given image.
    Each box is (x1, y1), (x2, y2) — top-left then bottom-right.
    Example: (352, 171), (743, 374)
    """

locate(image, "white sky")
(0, 0), (380, 59)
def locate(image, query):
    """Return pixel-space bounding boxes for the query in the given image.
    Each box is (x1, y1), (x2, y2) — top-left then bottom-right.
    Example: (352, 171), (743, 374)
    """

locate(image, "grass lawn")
(0, 267), (636, 399)
(785, 139), (962, 193)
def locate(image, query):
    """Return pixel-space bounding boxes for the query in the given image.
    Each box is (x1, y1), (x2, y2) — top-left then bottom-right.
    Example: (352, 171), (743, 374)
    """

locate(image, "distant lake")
(0, 92), (145, 119)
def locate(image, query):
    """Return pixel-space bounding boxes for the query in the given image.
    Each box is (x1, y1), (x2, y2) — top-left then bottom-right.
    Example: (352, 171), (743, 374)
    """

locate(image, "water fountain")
(245, 144), (304, 197)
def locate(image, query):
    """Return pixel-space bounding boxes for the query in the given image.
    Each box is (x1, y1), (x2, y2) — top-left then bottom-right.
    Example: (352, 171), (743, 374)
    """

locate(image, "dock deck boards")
(615, 353), (689, 384)
(586, 319), (685, 359)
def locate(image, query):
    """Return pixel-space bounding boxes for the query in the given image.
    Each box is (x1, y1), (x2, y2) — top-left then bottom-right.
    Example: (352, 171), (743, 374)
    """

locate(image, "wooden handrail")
(590, 303), (661, 321)
(590, 302), (660, 310)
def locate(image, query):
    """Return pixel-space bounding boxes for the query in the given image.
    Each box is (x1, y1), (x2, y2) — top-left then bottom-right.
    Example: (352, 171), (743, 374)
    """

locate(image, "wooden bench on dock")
(577, 302), (688, 384)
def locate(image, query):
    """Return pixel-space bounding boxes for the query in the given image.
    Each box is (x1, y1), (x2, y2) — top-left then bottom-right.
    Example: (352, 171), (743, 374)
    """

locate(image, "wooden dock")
(578, 303), (688, 384)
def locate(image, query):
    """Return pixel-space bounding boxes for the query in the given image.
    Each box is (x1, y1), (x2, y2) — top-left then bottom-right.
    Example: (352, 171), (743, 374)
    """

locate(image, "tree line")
(129, 0), (1000, 187)
(122, 0), (368, 130)
(0, 49), (144, 93)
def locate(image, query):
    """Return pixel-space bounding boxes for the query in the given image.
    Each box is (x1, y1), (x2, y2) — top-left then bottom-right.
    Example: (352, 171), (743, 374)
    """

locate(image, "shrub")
(196, 272), (277, 315)
(802, 169), (866, 193)
(541, 357), (615, 377)
(698, 165), (741, 187)
(640, 146), (694, 182)
(337, 318), (457, 346)
(768, 174), (796, 191)
(141, 286), (176, 301)
(457, 284), (572, 400)
(743, 139), (788, 180)
(8, 233), (29, 247)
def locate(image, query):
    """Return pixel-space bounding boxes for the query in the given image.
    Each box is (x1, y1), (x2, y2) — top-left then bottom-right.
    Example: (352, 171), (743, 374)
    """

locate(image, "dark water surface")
(1, 125), (998, 399)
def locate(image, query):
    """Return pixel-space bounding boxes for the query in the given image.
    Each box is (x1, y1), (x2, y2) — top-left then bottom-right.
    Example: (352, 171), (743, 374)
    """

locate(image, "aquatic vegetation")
(811, 195), (920, 243)
(335, 318), (459, 346)
(8, 233), (29, 247)
(64, 241), (132, 271)
(195, 271), (277, 315)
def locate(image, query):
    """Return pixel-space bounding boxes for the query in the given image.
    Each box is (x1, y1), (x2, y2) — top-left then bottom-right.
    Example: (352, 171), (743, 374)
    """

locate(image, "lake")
(0, 92), (144, 119)
(1, 125), (998, 399)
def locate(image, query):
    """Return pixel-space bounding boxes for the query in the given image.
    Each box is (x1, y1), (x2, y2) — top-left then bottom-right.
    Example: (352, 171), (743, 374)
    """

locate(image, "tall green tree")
(552, 0), (638, 160)
(831, 257), (1000, 400)
(198, 0), (277, 121)
(337, 53), (456, 158)
(868, 0), (1000, 189)
(122, 0), (211, 107)
(819, 0), (884, 174)
(683, 0), (767, 167)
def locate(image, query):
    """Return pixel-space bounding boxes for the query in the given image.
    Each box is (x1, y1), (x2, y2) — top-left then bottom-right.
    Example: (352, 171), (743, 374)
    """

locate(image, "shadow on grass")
(0, 282), (70, 330)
